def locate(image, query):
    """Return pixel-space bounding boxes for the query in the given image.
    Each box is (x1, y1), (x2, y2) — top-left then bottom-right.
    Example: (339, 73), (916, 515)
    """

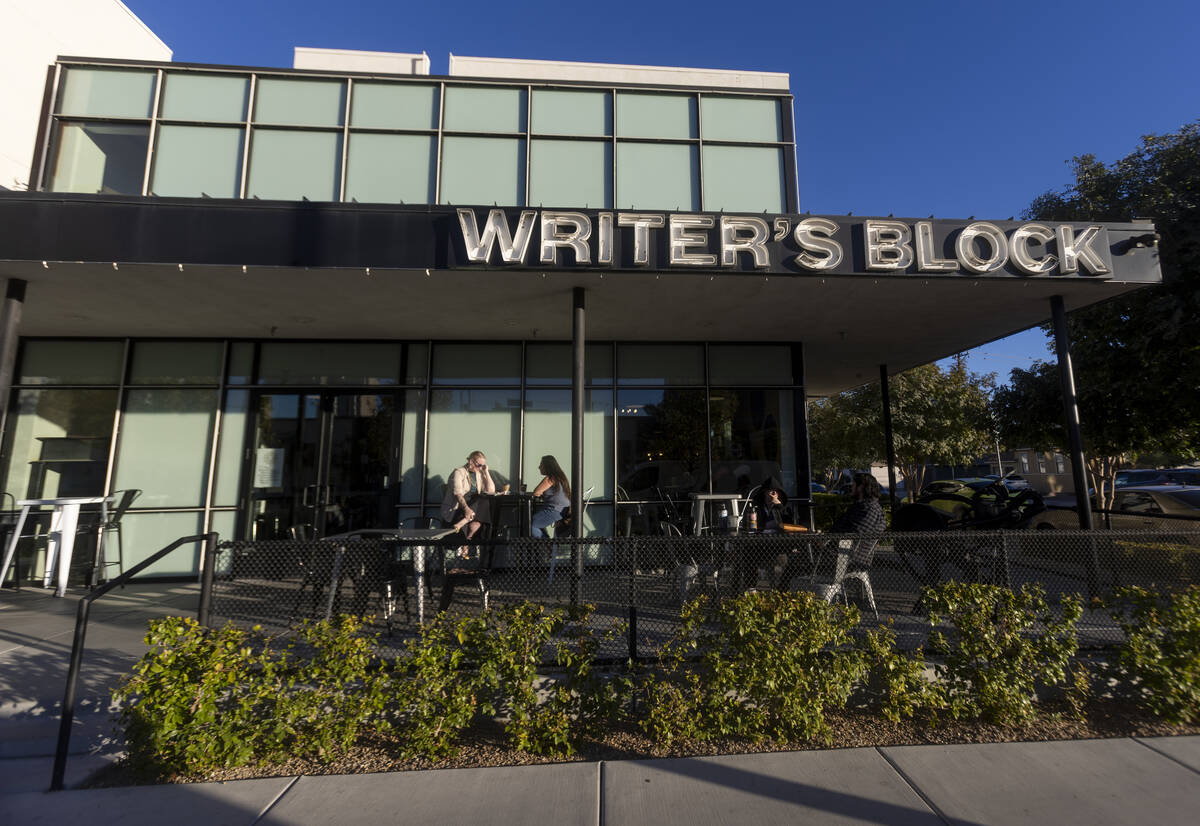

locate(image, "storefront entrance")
(244, 392), (396, 539)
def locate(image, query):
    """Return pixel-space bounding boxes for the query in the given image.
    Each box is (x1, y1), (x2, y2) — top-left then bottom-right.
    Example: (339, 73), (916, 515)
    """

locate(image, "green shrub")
(860, 624), (944, 723)
(922, 583), (1082, 725)
(1109, 585), (1200, 723)
(640, 590), (864, 746)
(114, 616), (388, 775)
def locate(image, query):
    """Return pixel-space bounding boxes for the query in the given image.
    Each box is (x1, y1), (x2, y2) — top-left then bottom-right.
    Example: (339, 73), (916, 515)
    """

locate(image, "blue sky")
(123, 0), (1199, 383)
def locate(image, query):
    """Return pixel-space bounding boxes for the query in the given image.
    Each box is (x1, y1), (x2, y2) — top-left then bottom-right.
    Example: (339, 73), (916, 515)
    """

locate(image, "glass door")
(246, 392), (396, 539)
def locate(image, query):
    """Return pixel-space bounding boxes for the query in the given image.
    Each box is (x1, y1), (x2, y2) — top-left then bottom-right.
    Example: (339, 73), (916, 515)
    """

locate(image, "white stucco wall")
(0, 0), (171, 191)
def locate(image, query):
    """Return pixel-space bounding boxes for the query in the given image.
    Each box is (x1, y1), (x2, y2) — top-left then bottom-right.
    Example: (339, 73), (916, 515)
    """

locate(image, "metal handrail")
(50, 532), (217, 792)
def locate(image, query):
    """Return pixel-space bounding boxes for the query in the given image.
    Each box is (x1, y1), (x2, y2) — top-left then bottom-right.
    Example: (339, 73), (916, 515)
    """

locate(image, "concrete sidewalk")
(3, 583), (1200, 825)
(2, 737), (1198, 826)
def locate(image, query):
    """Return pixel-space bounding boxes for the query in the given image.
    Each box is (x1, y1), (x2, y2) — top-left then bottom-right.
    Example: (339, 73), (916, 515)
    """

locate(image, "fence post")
(49, 597), (90, 791)
(627, 537), (638, 662)
(198, 532), (217, 627)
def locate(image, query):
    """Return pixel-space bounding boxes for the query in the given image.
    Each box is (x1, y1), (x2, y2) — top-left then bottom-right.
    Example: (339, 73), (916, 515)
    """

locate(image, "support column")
(790, 344), (814, 530)
(570, 287), (585, 605)
(0, 280), (27, 448)
(879, 364), (899, 511)
(1051, 295), (1093, 531)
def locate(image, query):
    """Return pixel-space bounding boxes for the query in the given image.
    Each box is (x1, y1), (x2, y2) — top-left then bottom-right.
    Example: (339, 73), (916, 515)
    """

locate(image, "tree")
(808, 361), (995, 499)
(1022, 126), (1200, 475)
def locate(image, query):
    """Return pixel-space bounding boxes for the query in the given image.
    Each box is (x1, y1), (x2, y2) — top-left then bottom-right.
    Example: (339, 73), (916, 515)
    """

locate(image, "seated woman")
(440, 450), (496, 540)
(529, 455), (572, 538)
(752, 477), (790, 532)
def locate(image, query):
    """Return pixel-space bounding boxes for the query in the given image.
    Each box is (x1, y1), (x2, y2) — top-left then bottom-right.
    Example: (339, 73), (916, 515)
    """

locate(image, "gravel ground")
(87, 698), (1200, 788)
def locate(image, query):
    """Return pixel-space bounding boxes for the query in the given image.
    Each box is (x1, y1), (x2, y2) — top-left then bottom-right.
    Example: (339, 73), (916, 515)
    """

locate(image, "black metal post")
(880, 364), (899, 511)
(198, 533), (217, 627)
(50, 596), (90, 791)
(1050, 296), (1093, 531)
(791, 344), (815, 531)
(0, 279), (27, 451)
(570, 287), (585, 606)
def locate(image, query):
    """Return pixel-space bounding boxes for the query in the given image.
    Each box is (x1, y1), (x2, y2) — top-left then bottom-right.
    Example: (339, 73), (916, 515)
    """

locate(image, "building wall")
(0, 0), (170, 191)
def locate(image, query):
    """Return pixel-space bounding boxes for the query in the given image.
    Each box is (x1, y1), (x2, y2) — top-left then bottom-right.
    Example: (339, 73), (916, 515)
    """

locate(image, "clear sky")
(122, 0), (1199, 383)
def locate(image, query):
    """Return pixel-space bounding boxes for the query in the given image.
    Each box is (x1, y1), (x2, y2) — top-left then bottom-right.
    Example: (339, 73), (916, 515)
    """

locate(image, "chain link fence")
(204, 527), (1200, 662)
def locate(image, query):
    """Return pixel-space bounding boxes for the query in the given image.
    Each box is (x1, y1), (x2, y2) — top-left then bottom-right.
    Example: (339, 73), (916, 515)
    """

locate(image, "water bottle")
(748, 507), (758, 532)
(718, 503), (729, 533)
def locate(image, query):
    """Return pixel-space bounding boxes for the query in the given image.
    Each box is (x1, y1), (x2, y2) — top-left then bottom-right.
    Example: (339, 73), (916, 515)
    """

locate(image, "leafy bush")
(1109, 585), (1200, 723)
(114, 616), (388, 774)
(640, 590), (864, 746)
(860, 624), (944, 722)
(922, 582), (1082, 725)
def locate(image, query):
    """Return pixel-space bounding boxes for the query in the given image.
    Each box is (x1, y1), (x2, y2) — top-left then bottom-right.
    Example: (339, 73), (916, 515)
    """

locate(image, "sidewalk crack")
(1132, 737), (1200, 777)
(875, 747), (953, 826)
(252, 774), (300, 824)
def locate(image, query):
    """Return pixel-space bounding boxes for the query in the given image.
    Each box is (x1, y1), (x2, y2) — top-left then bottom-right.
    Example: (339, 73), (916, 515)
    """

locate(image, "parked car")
(810, 482), (827, 493)
(1114, 468), (1200, 488)
(1036, 485), (1200, 533)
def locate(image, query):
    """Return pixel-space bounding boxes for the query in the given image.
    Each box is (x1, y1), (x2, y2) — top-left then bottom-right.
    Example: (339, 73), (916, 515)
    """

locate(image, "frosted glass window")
(212, 390), (247, 506)
(532, 90), (610, 136)
(398, 389), (426, 503)
(113, 389), (217, 508)
(529, 139), (611, 209)
(57, 68), (155, 118)
(247, 130), (341, 201)
(700, 97), (782, 142)
(345, 133), (435, 204)
(130, 342), (223, 384)
(617, 345), (704, 386)
(432, 344), (520, 385)
(525, 343), (613, 386)
(443, 87), (525, 133)
(702, 145), (785, 213)
(253, 78), (345, 126)
(161, 73), (249, 122)
(616, 93), (696, 139)
(49, 123), (149, 195)
(440, 137), (525, 206)
(152, 125), (243, 198)
(209, 510), (238, 549)
(708, 345), (793, 385)
(351, 83), (438, 129)
(425, 389), (520, 501)
(120, 512), (205, 577)
(523, 389), (614, 499)
(257, 343), (400, 385)
(19, 341), (124, 385)
(616, 143), (698, 211)
(2, 389), (116, 502)
(227, 343), (254, 385)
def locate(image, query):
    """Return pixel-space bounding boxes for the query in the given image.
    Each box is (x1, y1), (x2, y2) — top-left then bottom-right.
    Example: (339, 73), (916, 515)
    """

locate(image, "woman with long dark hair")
(530, 455), (572, 537)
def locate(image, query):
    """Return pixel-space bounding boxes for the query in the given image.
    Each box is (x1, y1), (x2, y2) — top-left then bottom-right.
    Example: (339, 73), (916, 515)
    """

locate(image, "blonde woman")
(440, 450), (496, 539)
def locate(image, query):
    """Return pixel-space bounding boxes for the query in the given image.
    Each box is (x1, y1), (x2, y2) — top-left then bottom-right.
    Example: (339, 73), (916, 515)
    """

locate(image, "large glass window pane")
(532, 90), (611, 136)
(398, 389), (426, 504)
(616, 143), (698, 211)
(529, 139), (611, 209)
(247, 129), (341, 201)
(151, 125), (243, 198)
(702, 145), (785, 213)
(161, 73), (249, 122)
(57, 68), (155, 118)
(350, 82), (438, 129)
(425, 389), (520, 502)
(120, 511), (205, 577)
(443, 87), (526, 133)
(709, 389), (796, 496)
(257, 343), (401, 385)
(617, 389), (708, 500)
(404, 342), (429, 385)
(227, 342), (254, 385)
(18, 341), (124, 385)
(2, 389), (116, 501)
(345, 133), (435, 204)
(49, 122), (148, 195)
(523, 389), (614, 499)
(616, 93), (696, 139)
(209, 510), (238, 548)
(113, 389), (217, 508)
(700, 96), (782, 143)
(253, 78), (345, 127)
(439, 136), (525, 206)
(212, 390), (247, 507)
(708, 345), (793, 386)
(525, 343), (612, 386)
(432, 344), (520, 385)
(130, 341), (223, 384)
(617, 344), (704, 386)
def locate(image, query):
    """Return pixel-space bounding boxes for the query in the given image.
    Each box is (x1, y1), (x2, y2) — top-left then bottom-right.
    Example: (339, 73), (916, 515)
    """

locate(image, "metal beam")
(570, 287), (585, 604)
(0, 280), (27, 450)
(880, 364), (899, 511)
(1051, 295), (1093, 530)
